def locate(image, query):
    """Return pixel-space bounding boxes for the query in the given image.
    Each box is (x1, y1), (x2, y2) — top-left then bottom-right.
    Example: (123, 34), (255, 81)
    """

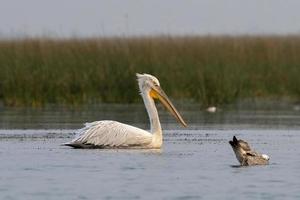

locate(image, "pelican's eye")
(153, 81), (160, 87)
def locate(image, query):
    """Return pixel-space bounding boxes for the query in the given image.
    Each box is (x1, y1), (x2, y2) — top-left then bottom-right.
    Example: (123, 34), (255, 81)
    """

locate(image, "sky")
(0, 0), (300, 38)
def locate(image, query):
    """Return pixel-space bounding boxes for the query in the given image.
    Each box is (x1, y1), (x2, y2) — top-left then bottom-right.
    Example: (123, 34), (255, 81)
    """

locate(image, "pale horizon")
(1, 0), (300, 38)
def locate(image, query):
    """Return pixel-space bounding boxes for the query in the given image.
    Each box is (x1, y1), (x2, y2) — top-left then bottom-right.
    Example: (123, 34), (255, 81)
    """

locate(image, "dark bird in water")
(229, 136), (269, 166)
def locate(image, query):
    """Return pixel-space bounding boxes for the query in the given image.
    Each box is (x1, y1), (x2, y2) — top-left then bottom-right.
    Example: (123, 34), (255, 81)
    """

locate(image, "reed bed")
(0, 35), (300, 107)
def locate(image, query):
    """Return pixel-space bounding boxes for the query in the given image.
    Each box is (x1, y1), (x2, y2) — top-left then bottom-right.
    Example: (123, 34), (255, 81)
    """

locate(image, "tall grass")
(0, 35), (300, 107)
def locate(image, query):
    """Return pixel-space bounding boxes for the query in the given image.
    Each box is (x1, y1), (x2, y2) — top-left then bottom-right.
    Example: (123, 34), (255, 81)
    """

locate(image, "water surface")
(0, 102), (300, 199)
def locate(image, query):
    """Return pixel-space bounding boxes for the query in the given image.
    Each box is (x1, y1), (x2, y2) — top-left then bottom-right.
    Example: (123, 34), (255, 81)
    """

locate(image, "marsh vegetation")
(0, 35), (299, 107)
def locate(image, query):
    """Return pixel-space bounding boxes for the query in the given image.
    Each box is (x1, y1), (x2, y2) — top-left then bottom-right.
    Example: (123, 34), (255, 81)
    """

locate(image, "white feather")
(262, 154), (270, 161)
(71, 120), (153, 148)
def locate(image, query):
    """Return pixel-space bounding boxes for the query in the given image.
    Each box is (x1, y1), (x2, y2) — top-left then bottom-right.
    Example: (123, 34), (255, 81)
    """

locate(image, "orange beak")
(150, 85), (187, 127)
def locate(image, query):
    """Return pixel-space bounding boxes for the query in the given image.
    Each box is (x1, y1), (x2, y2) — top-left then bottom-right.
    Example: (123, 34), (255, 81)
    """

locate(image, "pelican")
(64, 73), (187, 149)
(229, 136), (270, 166)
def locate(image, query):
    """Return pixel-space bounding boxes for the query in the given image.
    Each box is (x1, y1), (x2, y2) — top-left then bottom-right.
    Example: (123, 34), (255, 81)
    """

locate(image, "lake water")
(1, 102), (300, 199)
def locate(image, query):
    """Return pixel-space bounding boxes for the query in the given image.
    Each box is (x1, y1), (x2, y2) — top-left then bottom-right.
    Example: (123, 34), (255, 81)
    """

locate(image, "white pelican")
(64, 73), (187, 149)
(229, 136), (270, 166)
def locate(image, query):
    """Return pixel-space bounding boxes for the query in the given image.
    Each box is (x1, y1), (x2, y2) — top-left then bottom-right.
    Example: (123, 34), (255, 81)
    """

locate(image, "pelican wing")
(68, 120), (153, 148)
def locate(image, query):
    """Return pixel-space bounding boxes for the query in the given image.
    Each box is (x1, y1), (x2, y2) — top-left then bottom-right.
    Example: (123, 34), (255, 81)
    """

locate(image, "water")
(1, 102), (300, 199)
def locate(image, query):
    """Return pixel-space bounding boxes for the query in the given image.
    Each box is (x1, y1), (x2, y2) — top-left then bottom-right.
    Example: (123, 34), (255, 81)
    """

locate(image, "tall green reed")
(0, 36), (299, 107)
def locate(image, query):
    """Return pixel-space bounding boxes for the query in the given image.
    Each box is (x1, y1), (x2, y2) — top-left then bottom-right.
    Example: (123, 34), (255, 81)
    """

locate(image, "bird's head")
(136, 73), (161, 92)
(229, 136), (252, 164)
(229, 136), (251, 151)
(136, 73), (187, 127)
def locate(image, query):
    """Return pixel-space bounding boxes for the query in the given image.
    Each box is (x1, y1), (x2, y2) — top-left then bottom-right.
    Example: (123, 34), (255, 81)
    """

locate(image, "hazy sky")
(1, 0), (300, 38)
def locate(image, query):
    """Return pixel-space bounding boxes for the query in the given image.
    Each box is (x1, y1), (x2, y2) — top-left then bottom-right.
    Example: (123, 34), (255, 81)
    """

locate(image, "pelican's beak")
(150, 85), (187, 127)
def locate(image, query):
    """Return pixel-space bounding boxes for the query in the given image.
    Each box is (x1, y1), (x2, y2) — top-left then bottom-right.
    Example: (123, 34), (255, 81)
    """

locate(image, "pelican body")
(65, 73), (187, 149)
(229, 136), (270, 166)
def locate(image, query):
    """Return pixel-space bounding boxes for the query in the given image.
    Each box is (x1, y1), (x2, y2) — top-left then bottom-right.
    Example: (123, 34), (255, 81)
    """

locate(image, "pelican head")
(136, 73), (187, 127)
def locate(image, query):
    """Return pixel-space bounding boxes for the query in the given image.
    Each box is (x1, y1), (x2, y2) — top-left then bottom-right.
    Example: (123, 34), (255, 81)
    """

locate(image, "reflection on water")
(0, 101), (300, 200)
(0, 101), (300, 130)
